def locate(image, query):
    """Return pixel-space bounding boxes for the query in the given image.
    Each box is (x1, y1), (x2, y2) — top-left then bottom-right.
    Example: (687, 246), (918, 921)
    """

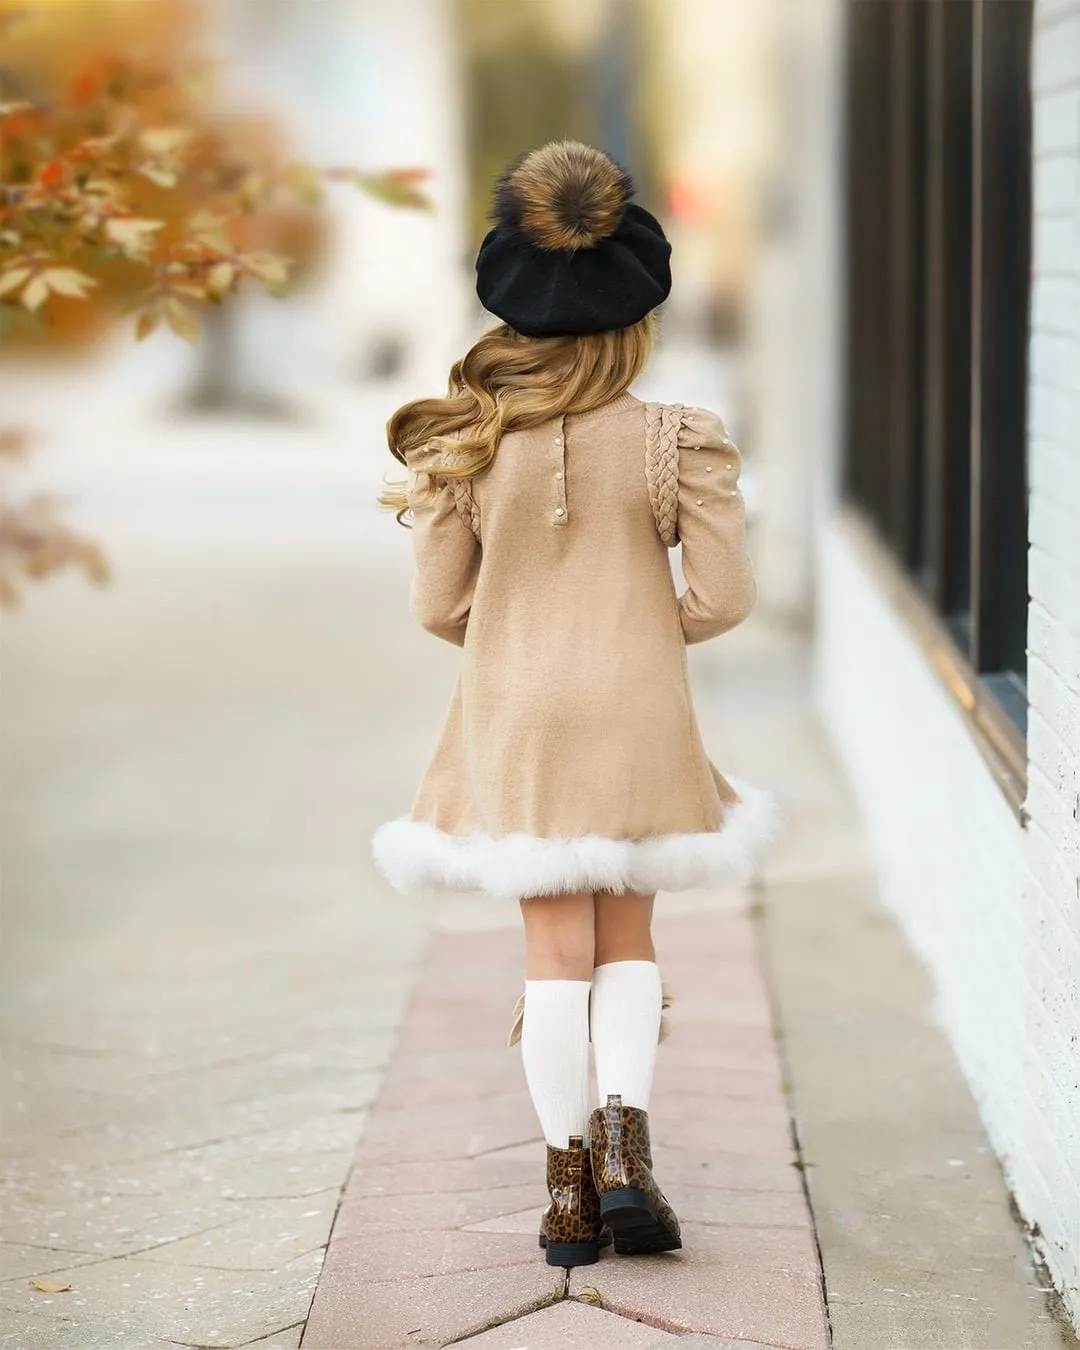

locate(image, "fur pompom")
(494, 140), (633, 252)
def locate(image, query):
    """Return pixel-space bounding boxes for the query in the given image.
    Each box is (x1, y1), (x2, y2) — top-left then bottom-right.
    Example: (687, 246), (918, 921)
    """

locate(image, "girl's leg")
(591, 891), (663, 1110)
(594, 890), (655, 966)
(521, 890), (596, 980)
(589, 891), (681, 1255)
(518, 891), (595, 1148)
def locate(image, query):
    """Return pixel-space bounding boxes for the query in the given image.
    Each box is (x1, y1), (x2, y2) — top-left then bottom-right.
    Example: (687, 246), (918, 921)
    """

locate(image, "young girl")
(374, 141), (777, 1268)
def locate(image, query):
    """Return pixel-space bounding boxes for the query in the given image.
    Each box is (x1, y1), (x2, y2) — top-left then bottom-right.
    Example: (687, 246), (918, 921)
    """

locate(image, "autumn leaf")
(105, 217), (164, 257)
(78, 541), (111, 585)
(188, 213), (234, 254)
(349, 170), (433, 211)
(20, 275), (50, 312)
(134, 307), (161, 341)
(139, 126), (191, 155)
(73, 132), (121, 159)
(38, 160), (66, 188)
(42, 269), (98, 300)
(139, 166), (178, 189)
(69, 71), (98, 102)
(0, 267), (30, 298)
(207, 261), (235, 298)
(164, 297), (200, 343)
(169, 282), (209, 300)
(388, 167), (430, 186)
(30, 1280), (71, 1294)
(243, 252), (290, 287)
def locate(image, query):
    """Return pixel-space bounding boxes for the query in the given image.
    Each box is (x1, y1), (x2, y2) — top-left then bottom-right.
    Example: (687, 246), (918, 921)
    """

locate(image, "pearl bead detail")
(554, 507), (564, 517)
(695, 498), (703, 506)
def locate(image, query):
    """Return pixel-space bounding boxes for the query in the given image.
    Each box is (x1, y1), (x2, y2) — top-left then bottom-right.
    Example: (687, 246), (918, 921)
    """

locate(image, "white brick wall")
(817, 0), (1080, 1324)
(1019, 0), (1080, 1313)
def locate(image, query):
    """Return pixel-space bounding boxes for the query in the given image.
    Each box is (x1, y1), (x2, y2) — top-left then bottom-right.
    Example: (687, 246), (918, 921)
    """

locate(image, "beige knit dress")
(373, 394), (778, 900)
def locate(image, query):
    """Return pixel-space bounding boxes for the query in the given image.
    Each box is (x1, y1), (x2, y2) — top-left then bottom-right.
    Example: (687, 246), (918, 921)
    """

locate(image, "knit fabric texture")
(590, 960), (664, 1111)
(520, 978), (593, 1149)
(644, 400), (684, 546)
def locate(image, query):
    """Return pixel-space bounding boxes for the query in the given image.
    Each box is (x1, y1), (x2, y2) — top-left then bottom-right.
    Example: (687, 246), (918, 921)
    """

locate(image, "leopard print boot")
(538, 1134), (603, 1266)
(588, 1093), (682, 1254)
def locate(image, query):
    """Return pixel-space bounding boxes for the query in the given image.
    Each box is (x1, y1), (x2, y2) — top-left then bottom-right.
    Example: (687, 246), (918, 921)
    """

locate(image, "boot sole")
(600, 1187), (682, 1255)
(539, 1233), (612, 1250)
(540, 1238), (599, 1267)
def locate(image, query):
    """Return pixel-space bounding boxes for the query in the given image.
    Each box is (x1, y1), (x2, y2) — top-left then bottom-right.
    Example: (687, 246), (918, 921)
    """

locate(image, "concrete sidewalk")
(304, 898), (827, 1349)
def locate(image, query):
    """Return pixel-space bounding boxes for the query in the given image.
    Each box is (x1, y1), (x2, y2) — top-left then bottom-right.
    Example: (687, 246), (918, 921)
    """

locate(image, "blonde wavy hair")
(379, 315), (657, 524)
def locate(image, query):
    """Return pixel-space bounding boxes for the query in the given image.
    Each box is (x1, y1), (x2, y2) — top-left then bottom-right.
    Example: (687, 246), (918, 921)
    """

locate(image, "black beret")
(474, 142), (672, 337)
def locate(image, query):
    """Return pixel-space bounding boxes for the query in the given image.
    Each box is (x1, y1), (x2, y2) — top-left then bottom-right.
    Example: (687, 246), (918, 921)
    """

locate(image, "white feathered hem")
(371, 778), (780, 900)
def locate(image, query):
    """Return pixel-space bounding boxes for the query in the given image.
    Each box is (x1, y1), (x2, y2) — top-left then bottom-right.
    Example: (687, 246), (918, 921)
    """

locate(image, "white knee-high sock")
(520, 979), (593, 1149)
(590, 960), (663, 1111)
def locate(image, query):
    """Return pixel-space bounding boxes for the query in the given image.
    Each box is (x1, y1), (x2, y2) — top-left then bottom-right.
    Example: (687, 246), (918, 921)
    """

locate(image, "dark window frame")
(843, 0), (1032, 804)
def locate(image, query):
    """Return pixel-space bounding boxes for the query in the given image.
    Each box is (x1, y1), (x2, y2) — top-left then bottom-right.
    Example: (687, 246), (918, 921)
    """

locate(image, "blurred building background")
(2, 0), (1078, 1333)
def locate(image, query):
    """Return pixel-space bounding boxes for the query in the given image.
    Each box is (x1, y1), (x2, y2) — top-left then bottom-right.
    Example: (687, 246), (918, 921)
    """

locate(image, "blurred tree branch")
(0, 0), (431, 605)
(0, 429), (109, 606)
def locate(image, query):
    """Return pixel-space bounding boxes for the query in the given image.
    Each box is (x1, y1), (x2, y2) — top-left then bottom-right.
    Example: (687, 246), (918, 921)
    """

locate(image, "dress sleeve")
(675, 408), (757, 645)
(407, 475), (481, 647)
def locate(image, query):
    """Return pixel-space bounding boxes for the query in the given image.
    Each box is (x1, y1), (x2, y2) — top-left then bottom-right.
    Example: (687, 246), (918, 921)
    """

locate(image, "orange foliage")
(0, 0), (432, 603)
(0, 0), (431, 350)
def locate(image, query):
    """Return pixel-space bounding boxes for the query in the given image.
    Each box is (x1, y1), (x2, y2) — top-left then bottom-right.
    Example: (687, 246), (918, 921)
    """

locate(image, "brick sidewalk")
(303, 894), (829, 1349)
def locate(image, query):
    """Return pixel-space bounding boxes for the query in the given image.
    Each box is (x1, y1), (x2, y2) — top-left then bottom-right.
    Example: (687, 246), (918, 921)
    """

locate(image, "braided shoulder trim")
(449, 477), (481, 543)
(644, 401), (685, 546)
